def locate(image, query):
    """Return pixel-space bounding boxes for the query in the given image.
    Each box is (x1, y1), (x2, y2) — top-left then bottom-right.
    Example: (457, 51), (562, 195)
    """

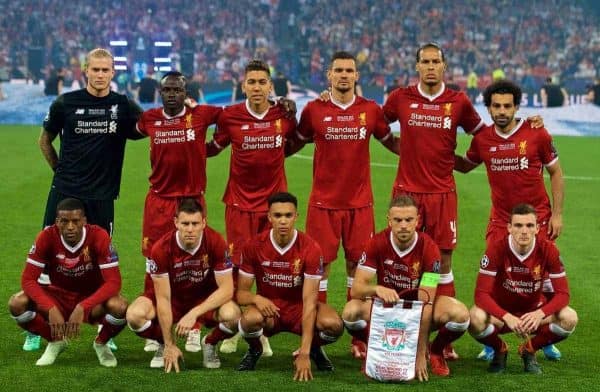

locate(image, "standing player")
(342, 196), (470, 379)
(126, 198), (240, 371)
(469, 204), (577, 374)
(382, 43), (484, 359)
(135, 71), (222, 353)
(29, 47), (142, 352)
(292, 51), (398, 357)
(206, 60), (297, 355)
(8, 198), (127, 367)
(236, 192), (343, 380)
(455, 80), (564, 360)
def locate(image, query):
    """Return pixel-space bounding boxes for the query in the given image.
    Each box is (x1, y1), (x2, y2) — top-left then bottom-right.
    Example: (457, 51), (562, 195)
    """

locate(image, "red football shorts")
(392, 190), (457, 251)
(142, 192), (206, 257)
(142, 290), (218, 327)
(306, 205), (374, 264)
(263, 299), (303, 337)
(225, 205), (269, 266)
(41, 285), (99, 323)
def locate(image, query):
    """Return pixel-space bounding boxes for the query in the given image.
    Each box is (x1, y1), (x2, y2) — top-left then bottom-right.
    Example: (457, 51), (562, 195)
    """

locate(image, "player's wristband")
(420, 272), (440, 288)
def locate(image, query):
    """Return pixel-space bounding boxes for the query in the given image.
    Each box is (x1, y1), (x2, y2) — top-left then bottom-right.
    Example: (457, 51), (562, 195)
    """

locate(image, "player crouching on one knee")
(235, 192), (344, 381)
(342, 195), (470, 380)
(469, 203), (577, 374)
(126, 198), (241, 372)
(9, 197), (127, 367)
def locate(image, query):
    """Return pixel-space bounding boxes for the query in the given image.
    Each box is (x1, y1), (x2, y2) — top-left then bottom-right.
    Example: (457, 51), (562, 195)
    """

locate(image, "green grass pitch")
(0, 125), (599, 391)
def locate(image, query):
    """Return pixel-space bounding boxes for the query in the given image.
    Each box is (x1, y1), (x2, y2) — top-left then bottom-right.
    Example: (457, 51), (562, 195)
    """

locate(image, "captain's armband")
(420, 272), (440, 288)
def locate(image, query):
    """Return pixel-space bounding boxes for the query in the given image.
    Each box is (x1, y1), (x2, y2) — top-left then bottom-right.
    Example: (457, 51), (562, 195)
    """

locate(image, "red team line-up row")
(9, 45), (576, 382)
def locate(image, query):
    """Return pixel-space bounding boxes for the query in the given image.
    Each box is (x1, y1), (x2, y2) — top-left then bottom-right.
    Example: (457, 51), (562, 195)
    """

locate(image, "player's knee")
(468, 306), (488, 333)
(125, 303), (147, 326)
(8, 291), (28, 316)
(558, 307), (578, 331)
(341, 300), (363, 321)
(320, 316), (344, 337)
(218, 301), (241, 323)
(240, 308), (264, 331)
(106, 296), (128, 318)
(450, 301), (470, 324)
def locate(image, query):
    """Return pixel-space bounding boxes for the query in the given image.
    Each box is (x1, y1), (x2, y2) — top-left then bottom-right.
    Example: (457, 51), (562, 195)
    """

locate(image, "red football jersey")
(475, 236), (569, 319)
(465, 119), (558, 226)
(358, 228), (441, 293)
(148, 226), (232, 305)
(383, 84), (484, 193)
(212, 102), (297, 211)
(136, 105), (222, 196)
(22, 224), (121, 313)
(239, 229), (323, 303)
(297, 96), (392, 209)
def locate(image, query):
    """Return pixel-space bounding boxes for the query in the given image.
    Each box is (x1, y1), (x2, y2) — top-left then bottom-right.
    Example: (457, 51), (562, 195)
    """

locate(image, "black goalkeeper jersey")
(43, 89), (143, 200)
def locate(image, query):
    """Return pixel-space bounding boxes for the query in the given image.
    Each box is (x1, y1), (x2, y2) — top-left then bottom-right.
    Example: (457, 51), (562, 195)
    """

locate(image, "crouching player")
(236, 192), (343, 381)
(126, 198), (240, 372)
(469, 203), (577, 374)
(341, 195), (470, 380)
(8, 198), (127, 367)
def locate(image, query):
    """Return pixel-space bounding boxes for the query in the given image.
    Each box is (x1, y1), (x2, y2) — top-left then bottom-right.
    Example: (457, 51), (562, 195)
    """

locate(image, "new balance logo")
(154, 121), (162, 126)
(410, 103), (419, 109)
(489, 146), (497, 152)
(323, 116), (332, 122)
(75, 109), (85, 115)
(241, 124), (250, 130)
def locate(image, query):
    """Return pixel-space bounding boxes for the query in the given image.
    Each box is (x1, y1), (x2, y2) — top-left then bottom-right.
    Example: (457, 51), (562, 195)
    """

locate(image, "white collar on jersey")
(245, 99), (272, 120)
(389, 231), (419, 258)
(60, 226), (87, 254)
(508, 234), (536, 262)
(176, 230), (203, 255)
(330, 94), (356, 110)
(161, 107), (187, 119)
(494, 118), (525, 140)
(269, 229), (298, 255)
(417, 82), (446, 102)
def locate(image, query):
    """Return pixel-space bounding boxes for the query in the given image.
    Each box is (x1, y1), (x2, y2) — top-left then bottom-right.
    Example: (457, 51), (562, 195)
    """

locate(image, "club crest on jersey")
(532, 264), (542, 280)
(359, 112), (367, 125)
(275, 119), (282, 133)
(443, 103), (452, 116)
(185, 113), (193, 129)
(383, 320), (408, 351)
(110, 104), (118, 120)
(411, 261), (421, 279)
(519, 140), (527, 155)
(143, 237), (150, 251)
(480, 255), (490, 269)
(81, 246), (91, 263)
(292, 258), (302, 274)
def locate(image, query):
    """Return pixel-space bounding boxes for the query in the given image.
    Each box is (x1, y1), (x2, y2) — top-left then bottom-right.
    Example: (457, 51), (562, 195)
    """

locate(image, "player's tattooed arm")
(39, 129), (59, 171)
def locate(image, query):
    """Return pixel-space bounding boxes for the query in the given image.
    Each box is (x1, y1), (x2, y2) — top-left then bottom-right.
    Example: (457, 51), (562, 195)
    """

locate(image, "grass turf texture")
(0, 125), (599, 391)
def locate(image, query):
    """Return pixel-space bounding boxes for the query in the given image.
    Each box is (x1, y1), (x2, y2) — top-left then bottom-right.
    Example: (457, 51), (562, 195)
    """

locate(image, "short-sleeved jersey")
(239, 229), (323, 303)
(383, 84), (484, 193)
(136, 105), (222, 197)
(465, 119), (558, 226)
(476, 236), (568, 317)
(26, 224), (119, 295)
(297, 96), (392, 209)
(43, 89), (143, 200)
(357, 229), (441, 293)
(212, 101), (297, 211)
(148, 226), (232, 304)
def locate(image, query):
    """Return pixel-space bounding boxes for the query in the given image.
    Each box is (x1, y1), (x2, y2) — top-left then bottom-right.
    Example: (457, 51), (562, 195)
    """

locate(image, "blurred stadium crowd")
(0, 0), (598, 94)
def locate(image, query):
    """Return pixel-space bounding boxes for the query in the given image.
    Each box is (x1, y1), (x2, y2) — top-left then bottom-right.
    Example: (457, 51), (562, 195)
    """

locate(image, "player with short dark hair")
(8, 198), (127, 367)
(135, 70), (223, 353)
(236, 192), (343, 381)
(342, 195), (469, 380)
(469, 204), (577, 374)
(206, 59), (298, 356)
(126, 197), (239, 372)
(455, 79), (564, 360)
